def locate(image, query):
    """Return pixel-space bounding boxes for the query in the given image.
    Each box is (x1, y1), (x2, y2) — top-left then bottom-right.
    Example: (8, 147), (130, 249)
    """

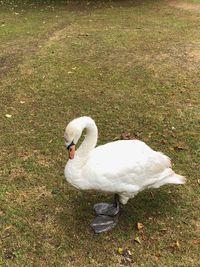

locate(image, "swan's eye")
(67, 140), (75, 150)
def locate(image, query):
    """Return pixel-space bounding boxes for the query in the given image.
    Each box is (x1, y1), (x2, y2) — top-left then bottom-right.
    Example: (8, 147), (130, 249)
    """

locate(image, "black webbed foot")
(93, 194), (120, 216)
(93, 202), (119, 216)
(90, 214), (119, 233)
(91, 194), (121, 234)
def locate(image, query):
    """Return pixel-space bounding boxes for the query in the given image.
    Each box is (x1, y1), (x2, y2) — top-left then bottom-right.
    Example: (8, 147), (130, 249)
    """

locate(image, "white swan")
(64, 116), (186, 233)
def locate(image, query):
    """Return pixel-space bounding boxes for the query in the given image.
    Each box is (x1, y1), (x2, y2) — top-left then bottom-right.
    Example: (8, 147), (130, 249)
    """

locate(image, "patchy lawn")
(0, 0), (200, 266)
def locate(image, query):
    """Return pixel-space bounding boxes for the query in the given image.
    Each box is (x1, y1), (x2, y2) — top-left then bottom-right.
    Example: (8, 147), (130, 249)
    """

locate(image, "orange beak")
(69, 145), (75, 160)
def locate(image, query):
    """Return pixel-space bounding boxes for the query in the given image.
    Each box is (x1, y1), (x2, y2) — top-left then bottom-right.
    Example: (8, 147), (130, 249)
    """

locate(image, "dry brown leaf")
(168, 240), (181, 251)
(175, 240), (180, 248)
(19, 192), (28, 201)
(136, 222), (144, 230)
(5, 225), (13, 231)
(121, 132), (131, 140)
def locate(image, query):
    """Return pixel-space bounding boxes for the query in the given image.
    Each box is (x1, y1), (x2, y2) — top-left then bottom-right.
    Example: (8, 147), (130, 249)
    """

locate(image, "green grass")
(0, 0), (200, 266)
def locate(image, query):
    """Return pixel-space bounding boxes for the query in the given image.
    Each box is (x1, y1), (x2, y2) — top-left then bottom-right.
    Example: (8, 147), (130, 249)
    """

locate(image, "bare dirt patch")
(47, 27), (69, 44)
(169, 1), (200, 13)
(184, 45), (200, 67)
(189, 49), (200, 62)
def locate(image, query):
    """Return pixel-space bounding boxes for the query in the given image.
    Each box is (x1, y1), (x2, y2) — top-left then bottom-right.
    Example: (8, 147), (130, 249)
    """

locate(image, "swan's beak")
(69, 145), (75, 160)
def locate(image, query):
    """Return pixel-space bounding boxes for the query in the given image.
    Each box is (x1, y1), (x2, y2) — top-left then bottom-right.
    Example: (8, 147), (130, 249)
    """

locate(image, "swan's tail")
(153, 168), (186, 188)
(164, 173), (186, 185)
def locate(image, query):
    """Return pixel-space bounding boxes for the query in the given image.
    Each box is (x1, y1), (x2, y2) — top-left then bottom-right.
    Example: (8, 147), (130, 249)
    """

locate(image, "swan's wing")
(82, 140), (171, 190)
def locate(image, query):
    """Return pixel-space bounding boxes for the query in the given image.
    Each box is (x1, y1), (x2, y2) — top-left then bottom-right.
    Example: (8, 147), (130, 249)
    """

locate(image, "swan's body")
(64, 116), (185, 232)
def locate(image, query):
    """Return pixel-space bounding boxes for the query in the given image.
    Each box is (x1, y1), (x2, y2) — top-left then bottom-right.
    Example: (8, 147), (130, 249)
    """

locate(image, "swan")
(64, 116), (186, 233)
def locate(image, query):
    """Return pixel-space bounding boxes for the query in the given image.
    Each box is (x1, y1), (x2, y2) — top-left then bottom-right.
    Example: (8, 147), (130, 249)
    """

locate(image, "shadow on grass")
(2, 0), (161, 11)
(56, 187), (184, 236)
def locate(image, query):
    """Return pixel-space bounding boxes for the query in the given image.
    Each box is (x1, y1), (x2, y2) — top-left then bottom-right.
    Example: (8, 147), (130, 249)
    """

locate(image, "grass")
(0, 0), (200, 266)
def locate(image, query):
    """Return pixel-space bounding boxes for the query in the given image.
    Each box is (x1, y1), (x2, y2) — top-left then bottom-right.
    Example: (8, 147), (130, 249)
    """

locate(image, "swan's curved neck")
(76, 117), (98, 158)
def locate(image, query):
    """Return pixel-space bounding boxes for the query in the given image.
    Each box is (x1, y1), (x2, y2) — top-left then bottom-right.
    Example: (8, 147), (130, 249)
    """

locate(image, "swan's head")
(64, 120), (82, 159)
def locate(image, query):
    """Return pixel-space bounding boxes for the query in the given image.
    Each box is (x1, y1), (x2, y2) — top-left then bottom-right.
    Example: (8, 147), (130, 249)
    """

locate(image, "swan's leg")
(93, 194), (120, 216)
(90, 195), (122, 233)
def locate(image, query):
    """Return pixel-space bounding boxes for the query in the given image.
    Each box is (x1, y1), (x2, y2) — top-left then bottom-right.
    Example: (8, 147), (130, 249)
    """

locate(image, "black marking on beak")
(67, 141), (75, 150)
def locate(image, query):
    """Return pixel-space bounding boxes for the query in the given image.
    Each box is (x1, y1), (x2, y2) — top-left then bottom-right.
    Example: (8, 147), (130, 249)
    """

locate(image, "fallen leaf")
(117, 247), (123, 254)
(4, 225), (13, 231)
(5, 114), (12, 118)
(160, 228), (167, 231)
(127, 250), (132, 256)
(136, 222), (144, 230)
(121, 132), (131, 140)
(134, 236), (141, 244)
(19, 192), (28, 201)
(197, 179), (200, 185)
(120, 132), (138, 140)
(167, 240), (181, 252)
(175, 240), (180, 248)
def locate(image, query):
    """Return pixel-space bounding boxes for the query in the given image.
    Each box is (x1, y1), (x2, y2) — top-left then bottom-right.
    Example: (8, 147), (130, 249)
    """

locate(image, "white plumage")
(64, 116), (185, 205)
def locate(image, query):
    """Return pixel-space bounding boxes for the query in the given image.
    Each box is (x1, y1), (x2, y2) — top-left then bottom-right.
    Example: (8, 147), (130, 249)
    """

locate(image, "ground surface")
(0, 0), (200, 266)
